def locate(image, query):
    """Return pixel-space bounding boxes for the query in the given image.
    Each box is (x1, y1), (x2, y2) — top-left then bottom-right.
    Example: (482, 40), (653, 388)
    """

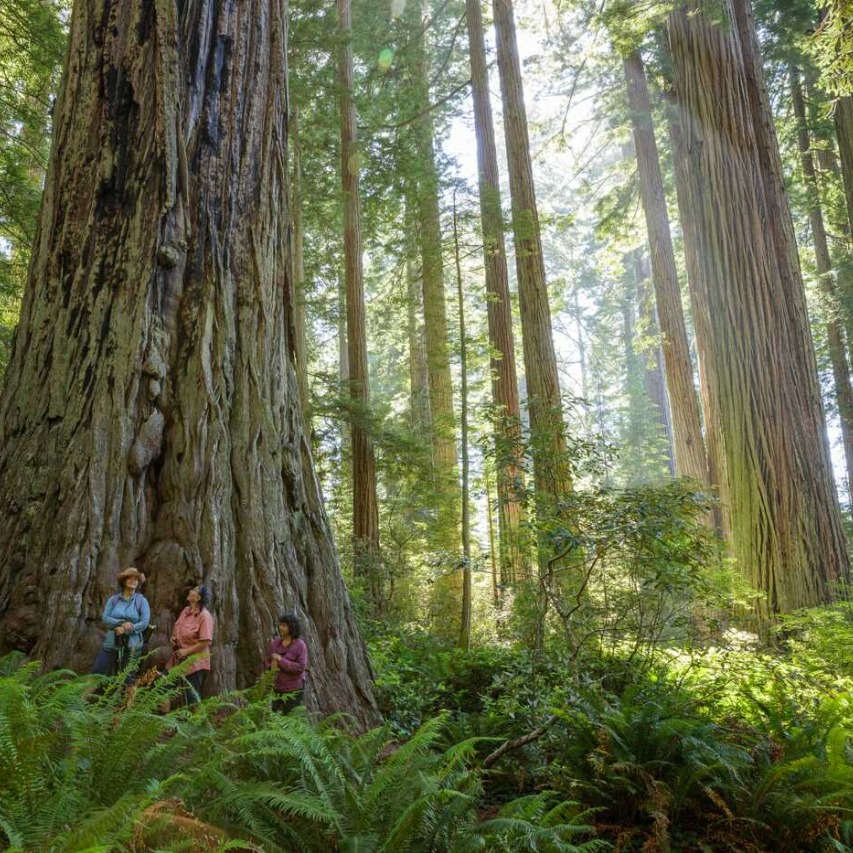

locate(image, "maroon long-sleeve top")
(265, 637), (308, 693)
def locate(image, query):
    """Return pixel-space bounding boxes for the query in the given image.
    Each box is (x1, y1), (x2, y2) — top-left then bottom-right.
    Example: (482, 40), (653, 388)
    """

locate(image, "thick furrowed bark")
(667, 1), (849, 616)
(0, 0), (378, 727)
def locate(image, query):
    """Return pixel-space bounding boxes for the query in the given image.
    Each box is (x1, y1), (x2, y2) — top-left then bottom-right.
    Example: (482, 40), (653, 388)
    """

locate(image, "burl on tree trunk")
(0, 0), (378, 727)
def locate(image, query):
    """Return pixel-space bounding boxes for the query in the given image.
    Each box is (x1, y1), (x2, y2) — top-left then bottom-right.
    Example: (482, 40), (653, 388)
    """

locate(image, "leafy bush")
(371, 629), (518, 736)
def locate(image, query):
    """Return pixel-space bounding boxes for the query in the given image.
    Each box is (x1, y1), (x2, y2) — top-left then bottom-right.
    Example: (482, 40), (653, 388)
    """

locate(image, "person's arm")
(276, 640), (307, 674)
(176, 639), (211, 659)
(175, 611), (213, 660)
(129, 596), (150, 635)
(101, 596), (122, 628)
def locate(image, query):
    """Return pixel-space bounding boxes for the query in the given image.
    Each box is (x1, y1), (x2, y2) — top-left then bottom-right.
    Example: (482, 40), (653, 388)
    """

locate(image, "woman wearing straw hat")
(91, 567), (150, 678)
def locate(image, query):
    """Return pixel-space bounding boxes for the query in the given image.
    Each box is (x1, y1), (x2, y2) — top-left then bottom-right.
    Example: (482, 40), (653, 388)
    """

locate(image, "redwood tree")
(622, 49), (708, 486)
(406, 0), (462, 632)
(667, 0), (849, 615)
(465, 0), (525, 585)
(338, 0), (381, 603)
(790, 67), (853, 503)
(493, 0), (569, 502)
(836, 96), (853, 229)
(0, 0), (378, 726)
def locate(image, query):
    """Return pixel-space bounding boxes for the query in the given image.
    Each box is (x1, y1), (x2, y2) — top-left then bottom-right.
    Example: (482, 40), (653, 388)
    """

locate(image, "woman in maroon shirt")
(265, 612), (308, 713)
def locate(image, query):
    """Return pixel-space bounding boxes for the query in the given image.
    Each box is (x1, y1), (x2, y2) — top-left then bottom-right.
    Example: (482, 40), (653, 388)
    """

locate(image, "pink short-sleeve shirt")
(168, 606), (214, 675)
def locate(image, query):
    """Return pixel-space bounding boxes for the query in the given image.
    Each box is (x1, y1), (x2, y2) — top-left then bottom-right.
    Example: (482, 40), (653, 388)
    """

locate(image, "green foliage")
(0, 653), (608, 852)
(812, 0), (853, 95)
(371, 629), (517, 737)
(460, 794), (608, 852)
(0, 0), (68, 375)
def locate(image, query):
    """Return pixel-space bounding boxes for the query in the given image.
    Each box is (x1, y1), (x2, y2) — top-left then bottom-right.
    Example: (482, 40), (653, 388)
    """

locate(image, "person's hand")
(170, 638), (179, 649)
(176, 648), (189, 660)
(115, 626), (124, 636)
(273, 653), (281, 662)
(122, 621), (133, 632)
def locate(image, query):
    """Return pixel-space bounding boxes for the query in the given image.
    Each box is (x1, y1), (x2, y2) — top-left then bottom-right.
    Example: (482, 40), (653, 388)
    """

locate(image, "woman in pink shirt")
(166, 585), (214, 706)
(265, 612), (308, 713)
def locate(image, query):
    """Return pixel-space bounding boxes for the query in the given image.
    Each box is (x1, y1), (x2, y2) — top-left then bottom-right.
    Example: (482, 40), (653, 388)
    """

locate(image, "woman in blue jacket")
(92, 567), (150, 678)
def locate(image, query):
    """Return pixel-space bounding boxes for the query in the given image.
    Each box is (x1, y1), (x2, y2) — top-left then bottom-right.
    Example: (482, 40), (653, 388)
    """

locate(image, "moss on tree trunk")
(0, 0), (378, 727)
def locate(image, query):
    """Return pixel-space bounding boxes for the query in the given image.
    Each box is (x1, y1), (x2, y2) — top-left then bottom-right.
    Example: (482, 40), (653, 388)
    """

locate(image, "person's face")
(187, 587), (201, 606)
(124, 575), (139, 592)
(278, 621), (291, 639)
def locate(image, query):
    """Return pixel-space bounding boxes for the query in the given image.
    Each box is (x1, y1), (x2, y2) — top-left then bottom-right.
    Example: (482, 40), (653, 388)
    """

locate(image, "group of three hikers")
(91, 566), (307, 713)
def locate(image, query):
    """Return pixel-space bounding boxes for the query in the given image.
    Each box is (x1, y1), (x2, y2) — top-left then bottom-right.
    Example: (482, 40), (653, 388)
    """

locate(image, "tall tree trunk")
(493, 0), (569, 504)
(833, 96), (853, 231)
(465, 0), (525, 585)
(453, 198), (472, 650)
(0, 0), (378, 726)
(623, 50), (708, 485)
(667, 0), (849, 615)
(406, 227), (431, 434)
(408, 0), (461, 633)
(621, 256), (645, 477)
(816, 118), (853, 383)
(791, 68), (853, 506)
(338, 267), (350, 459)
(484, 467), (500, 607)
(635, 258), (676, 478)
(290, 94), (310, 425)
(338, 0), (381, 603)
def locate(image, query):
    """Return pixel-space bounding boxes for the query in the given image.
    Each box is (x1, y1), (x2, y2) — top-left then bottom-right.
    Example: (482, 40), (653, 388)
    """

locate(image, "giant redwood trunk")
(0, 0), (379, 726)
(665, 97), (730, 537)
(667, 0), (849, 615)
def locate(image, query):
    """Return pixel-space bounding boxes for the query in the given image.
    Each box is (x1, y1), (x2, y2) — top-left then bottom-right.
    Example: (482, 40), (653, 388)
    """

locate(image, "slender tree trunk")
(406, 227), (431, 434)
(407, 0), (461, 633)
(574, 288), (589, 413)
(635, 258), (676, 478)
(484, 467), (500, 607)
(833, 96), (853, 231)
(465, 0), (525, 585)
(338, 0), (381, 603)
(0, 0), (378, 725)
(493, 0), (569, 502)
(453, 199), (472, 650)
(621, 258), (645, 478)
(338, 267), (350, 462)
(290, 95), (310, 425)
(791, 67), (853, 505)
(494, 0), (573, 652)
(623, 50), (708, 486)
(667, 0), (849, 615)
(816, 117), (853, 389)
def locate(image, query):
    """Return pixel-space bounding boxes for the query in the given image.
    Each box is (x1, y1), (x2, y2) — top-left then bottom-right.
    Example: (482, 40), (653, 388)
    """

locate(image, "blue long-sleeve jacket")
(101, 593), (150, 651)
